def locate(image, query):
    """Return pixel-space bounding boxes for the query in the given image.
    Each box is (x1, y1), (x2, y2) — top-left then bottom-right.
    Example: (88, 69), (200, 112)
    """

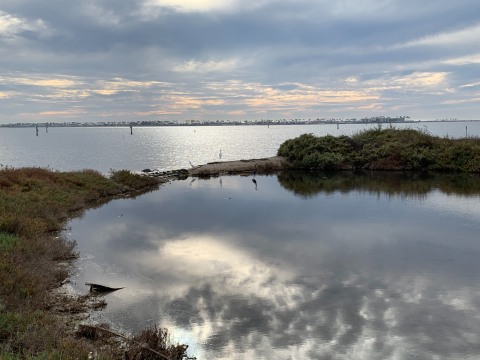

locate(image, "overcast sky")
(0, 0), (479, 123)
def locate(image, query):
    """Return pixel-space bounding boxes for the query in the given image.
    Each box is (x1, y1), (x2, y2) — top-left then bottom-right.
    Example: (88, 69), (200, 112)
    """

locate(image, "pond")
(67, 171), (480, 360)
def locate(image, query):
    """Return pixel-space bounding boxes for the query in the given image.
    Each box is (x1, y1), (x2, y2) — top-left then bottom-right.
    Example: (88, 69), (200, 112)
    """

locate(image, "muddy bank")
(188, 156), (288, 177)
(139, 157), (288, 179)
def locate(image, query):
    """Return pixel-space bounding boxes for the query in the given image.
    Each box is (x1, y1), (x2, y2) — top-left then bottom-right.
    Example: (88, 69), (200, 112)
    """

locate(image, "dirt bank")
(188, 156), (289, 176)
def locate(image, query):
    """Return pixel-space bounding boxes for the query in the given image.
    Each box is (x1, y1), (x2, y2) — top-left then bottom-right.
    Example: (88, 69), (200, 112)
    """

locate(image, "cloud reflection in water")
(69, 173), (480, 359)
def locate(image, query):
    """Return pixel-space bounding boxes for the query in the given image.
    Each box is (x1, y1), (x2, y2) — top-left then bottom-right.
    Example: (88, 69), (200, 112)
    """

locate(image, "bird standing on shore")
(219, 149), (222, 160)
(252, 164), (257, 177)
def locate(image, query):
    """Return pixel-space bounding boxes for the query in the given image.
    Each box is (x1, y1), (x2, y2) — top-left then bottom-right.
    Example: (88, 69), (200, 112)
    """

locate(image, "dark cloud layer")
(1, 0), (479, 122)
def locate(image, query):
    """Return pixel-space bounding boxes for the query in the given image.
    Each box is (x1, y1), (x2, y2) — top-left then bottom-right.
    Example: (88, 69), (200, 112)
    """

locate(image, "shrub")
(277, 128), (480, 172)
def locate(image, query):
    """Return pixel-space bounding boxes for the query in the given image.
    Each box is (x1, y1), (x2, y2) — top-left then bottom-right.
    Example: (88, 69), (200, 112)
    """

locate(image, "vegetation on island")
(0, 167), (190, 359)
(277, 127), (480, 172)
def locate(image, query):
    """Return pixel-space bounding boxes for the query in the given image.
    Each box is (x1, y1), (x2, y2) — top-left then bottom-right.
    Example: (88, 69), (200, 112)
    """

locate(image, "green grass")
(0, 233), (17, 253)
(277, 127), (480, 172)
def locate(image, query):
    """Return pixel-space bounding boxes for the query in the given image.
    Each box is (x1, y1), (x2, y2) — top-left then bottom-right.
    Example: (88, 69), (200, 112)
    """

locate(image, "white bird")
(189, 161), (195, 168)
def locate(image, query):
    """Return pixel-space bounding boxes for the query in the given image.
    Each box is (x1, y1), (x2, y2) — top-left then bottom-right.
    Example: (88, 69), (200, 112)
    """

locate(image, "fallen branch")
(85, 282), (124, 292)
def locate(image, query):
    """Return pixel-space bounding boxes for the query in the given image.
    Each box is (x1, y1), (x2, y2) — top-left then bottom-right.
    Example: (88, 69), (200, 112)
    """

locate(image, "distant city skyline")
(1, 0), (479, 124)
(4, 116), (476, 128)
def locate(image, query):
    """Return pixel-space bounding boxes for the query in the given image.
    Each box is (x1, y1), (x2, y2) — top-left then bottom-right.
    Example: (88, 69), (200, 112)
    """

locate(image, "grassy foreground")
(277, 127), (480, 172)
(0, 168), (190, 359)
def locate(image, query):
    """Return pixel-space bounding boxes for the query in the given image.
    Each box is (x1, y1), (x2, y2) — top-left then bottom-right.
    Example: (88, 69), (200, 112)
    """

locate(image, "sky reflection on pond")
(68, 172), (480, 360)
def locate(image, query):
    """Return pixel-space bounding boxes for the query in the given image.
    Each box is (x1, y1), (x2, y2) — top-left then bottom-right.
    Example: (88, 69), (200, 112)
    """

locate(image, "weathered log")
(85, 282), (124, 292)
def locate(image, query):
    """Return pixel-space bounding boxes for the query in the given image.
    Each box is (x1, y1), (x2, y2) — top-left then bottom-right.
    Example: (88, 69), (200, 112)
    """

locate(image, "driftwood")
(85, 282), (124, 292)
(77, 324), (174, 360)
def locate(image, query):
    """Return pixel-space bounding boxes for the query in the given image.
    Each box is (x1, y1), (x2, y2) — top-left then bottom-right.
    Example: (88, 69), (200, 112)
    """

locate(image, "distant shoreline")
(1, 119), (480, 129)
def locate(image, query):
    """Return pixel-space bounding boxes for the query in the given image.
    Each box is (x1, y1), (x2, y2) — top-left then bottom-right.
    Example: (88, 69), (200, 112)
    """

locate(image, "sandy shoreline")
(188, 156), (288, 176)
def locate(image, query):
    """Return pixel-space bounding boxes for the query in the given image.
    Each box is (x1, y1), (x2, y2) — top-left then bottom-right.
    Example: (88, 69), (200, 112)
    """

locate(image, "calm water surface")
(67, 172), (480, 360)
(1, 122), (479, 173)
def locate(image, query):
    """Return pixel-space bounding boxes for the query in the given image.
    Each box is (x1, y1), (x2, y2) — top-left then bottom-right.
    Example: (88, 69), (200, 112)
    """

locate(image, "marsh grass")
(0, 233), (17, 253)
(277, 127), (480, 172)
(127, 325), (190, 360)
(0, 167), (165, 359)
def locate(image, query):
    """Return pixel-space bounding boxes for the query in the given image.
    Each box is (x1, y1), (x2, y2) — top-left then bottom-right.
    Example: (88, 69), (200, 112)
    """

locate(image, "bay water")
(1, 122), (479, 173)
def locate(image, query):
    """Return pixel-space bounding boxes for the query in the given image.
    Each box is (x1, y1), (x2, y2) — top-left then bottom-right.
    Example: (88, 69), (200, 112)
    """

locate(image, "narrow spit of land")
(176, 128), (480, 177)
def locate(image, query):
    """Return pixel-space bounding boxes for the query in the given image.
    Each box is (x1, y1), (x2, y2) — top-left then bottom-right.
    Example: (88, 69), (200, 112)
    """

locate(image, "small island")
(277, 127), (480, 172)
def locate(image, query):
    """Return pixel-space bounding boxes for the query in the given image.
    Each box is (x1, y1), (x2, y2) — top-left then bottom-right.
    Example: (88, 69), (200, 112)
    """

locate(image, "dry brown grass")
(75, 324), (192, 360)
(0, 167), (168, 359)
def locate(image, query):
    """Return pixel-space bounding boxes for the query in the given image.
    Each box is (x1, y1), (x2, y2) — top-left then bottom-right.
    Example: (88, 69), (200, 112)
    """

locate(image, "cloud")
(173, 59), (240, 73)
(1, 0), (480, 122)
(400, 23), (480, 48)
(0, 10), (51, 37)
(143, 0), (236, 13)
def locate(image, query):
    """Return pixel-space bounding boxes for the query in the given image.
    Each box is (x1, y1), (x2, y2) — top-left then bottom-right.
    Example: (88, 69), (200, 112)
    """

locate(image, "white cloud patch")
(143, 0), (236, 12)
(173, 59), (240, 73)
(445, 54), (480, 66)
(393, 72), (448, 88)
(403, 23), (480, 48)
(0, 11), (51, 38)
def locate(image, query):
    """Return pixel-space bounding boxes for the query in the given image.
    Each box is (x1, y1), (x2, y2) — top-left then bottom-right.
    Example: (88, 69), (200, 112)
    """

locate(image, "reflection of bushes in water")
(277, 128), (480, 172)
(277, 171), (480, 199)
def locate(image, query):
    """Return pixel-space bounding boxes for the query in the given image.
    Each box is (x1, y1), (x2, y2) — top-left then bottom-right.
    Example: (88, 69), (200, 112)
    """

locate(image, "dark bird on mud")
(252, 164), (257, 176)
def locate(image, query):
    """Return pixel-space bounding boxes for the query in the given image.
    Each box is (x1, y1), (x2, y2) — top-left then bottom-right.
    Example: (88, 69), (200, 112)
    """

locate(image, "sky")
(0, 0), (479, 124)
